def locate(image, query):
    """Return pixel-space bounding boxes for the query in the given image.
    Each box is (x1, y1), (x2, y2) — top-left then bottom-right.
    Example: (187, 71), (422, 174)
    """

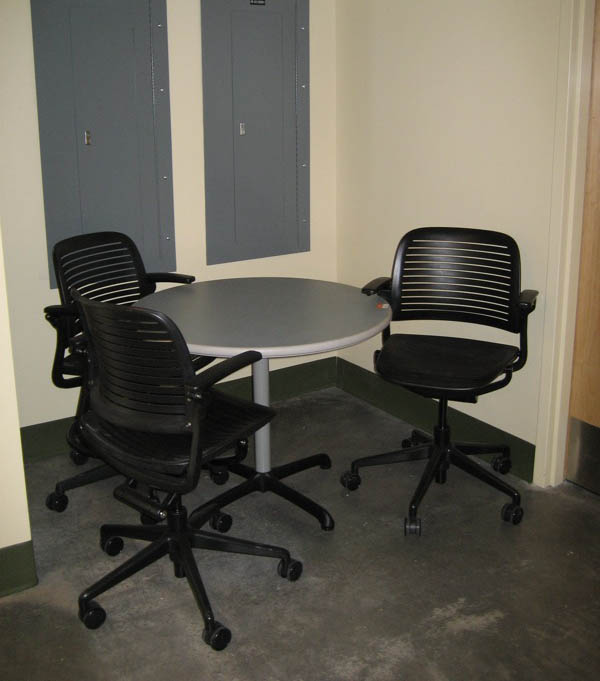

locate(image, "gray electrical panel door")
(201, 0), (309, 265)
(31, 0), (175, 285)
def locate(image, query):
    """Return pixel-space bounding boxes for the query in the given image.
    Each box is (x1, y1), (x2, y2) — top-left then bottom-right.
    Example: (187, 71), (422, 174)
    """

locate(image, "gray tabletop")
(138, 277), (391, 359)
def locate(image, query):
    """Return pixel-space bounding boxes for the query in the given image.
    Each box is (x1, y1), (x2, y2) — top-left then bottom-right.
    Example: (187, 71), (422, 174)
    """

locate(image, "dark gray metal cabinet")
(201, 0), (310, 265)
(31, 0), (175, 285)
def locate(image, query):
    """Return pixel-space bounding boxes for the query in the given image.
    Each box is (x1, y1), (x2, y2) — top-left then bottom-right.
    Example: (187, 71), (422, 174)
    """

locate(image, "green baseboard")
(0, 541), (37, 598)
(21, 356), (534, 481)
(337, 358), (535, 482)
(20, 416), (75, 464)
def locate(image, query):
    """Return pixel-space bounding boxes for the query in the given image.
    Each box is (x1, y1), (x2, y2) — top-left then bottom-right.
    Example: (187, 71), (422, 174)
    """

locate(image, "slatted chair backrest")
(74, 292), (197, 435)
(390, 227), (522, 332)
(53, 232), (155, 307)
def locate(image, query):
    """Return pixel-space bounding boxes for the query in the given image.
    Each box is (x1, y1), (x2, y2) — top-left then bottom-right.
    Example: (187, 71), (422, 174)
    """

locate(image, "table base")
(189, 453), (335, 531)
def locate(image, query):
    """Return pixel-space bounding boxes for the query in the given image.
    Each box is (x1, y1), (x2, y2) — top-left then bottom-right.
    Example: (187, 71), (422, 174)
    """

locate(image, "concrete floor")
(2, 387), (599, 681)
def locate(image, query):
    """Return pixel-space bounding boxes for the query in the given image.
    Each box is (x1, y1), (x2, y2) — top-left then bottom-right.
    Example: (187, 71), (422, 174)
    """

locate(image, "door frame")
(534, 0), (595, 487)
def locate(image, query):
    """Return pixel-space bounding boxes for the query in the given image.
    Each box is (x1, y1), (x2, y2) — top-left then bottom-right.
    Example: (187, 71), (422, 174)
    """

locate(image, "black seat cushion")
(376, 334), (519, 399)
(79, 390), (274, 482)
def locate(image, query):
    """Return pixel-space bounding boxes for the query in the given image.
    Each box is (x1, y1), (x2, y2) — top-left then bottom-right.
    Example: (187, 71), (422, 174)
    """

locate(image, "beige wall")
(0, 0), (337, 428)
(0, 0), (37, 549)
(0, 219), (31, 549)
(0, 0), (61, 429)
(335, 0), (588, 451)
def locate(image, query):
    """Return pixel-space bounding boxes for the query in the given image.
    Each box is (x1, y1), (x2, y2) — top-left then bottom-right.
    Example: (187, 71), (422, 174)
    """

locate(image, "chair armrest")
(519, 290), (538, 314)
(44, 303), (78, 325)
(512, 289), (539, 373)
(361, 277), (392, 296)
(190, 351), (262, 394)
(146, 272), (195, 285)
(44, 304), (83, 388)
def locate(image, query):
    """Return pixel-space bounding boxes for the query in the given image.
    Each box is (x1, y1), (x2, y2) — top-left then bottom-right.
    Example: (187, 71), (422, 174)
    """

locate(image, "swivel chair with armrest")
(340, 227), (538, 535)
(44, 231), (241, 514)
(72, 292), (302, 650)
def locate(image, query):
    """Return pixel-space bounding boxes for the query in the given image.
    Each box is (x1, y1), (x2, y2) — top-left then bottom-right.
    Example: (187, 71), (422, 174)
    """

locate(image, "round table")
(139, 277), (391, 530)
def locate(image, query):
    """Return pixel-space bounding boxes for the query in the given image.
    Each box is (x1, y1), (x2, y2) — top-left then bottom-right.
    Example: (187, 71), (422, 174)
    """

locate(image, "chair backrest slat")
(53, 232), (154, 306)
(391, 228), (521, 332)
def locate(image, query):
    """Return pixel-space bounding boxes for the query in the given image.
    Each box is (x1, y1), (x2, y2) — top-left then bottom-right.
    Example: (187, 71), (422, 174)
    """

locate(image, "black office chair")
(43, 231), (239, 513)
(340, 227), (538, 535)
(72, 292), (302, 650)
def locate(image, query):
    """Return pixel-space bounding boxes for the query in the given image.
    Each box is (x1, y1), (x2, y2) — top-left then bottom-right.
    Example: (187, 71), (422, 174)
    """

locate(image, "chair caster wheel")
(492, 456), (512, 474)
(403, 430), (428, 448)
(209, 467), (229, 485)
(46, 492), (68, 512)
(404, 517), (422, 536)
(320, 515), (335, 532)
(79, 601), (106, 630)
(501, 503), (524, 525)
(203, 622), (232, 651)
(340, 471), (361, 491)
(235, 439), (248, 460)
(100, 535), (124, 556)
(210, 511), (233, 533)
(69, 449), (88, 466)
(319, 455), (332, 470)
(277, 559), (303, 582)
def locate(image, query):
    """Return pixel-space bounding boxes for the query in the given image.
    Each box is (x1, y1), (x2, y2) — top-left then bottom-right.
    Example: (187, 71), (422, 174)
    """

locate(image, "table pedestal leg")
(189, 358), (334, 531)
(252, 358), (271, 474)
